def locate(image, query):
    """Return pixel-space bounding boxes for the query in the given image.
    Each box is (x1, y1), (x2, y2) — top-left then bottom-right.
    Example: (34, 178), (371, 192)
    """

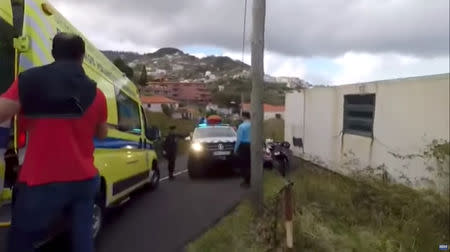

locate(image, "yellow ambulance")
(0, 0), (160, 239)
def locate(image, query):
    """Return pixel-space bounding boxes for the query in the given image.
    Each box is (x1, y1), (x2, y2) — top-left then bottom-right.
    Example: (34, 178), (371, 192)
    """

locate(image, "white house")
(285, 73), (450, 193)
(141, 95), (179, 113)
(206, 103), (219, 112)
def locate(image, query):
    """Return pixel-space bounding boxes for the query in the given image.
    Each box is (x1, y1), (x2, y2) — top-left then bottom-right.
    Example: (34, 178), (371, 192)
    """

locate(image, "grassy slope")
(146, 112), (196, 137)
(146, 112), (196, 155)
(188, 162), (449, 252)
(187, 171), (286, 252)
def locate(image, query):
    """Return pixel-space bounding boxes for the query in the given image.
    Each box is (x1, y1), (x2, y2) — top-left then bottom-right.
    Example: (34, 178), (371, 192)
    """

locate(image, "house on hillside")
(143, 82), (212, 105)
(141, 95), (178, 113)
(241, 103), (285, 120)
(284, 73), (450, 194)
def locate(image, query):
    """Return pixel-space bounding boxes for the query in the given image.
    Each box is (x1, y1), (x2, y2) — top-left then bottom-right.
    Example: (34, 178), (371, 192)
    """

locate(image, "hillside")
(102, 48), (310, 88)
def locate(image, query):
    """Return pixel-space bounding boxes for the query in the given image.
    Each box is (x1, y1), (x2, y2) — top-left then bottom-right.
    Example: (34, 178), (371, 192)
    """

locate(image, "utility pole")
(250, 0), (266, 214)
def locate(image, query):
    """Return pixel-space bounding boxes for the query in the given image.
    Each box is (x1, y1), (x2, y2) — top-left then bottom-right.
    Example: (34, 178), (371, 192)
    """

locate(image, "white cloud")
(222, 51), (306, 78)
(332, 52), (450, 85)
(190, 53), (207, 59)
(51, 0), (449, 85)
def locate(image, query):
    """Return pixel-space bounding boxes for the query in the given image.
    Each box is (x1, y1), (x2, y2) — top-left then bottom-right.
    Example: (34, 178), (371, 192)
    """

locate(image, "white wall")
(285, 74), (450, 193)
(144, 103), (163, 112)
(144, 103), (178, 113)
(264, 112), (284, 120)
(285, 92), (304, 157)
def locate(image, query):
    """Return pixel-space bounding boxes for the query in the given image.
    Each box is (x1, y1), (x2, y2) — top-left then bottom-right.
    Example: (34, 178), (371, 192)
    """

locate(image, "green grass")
(187, 161), (450, 252)
(186, 171), (284, 252)
(146, 112), (196, 137)
(264, 119), (284, 142)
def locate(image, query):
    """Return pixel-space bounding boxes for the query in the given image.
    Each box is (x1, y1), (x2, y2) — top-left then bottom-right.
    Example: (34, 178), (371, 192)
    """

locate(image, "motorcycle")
(263, 140), (291, 177)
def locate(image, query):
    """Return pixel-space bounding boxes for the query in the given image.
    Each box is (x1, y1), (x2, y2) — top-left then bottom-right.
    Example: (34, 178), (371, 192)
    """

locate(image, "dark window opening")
(0, 15), (15, 94)
(116, 90), (142, 135)
(343, 94), (375, 137)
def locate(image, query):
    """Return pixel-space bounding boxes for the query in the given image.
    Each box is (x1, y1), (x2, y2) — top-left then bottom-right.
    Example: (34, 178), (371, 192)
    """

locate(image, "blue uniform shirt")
(234, 120), (251, 153)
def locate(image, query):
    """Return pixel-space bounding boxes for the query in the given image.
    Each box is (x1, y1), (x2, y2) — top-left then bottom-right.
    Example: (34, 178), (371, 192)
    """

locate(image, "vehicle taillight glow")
(18, 131), (26, 149)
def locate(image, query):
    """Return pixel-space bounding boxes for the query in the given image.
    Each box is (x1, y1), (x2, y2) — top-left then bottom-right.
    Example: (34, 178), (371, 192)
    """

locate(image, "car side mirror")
(146, 126), (160, 141)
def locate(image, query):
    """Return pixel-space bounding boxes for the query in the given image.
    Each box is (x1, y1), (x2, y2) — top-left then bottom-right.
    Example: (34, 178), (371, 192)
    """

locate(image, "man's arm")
(234, 125), (242, 154)
(0, 80), (21, 123)
(96, 123), (108, 139)
(0, 98), (20, 123)
(95, 90), (108, 140)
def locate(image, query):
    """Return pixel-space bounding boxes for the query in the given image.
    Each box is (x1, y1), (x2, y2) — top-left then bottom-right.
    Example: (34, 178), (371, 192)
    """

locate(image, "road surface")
(0, 155), (248, 252)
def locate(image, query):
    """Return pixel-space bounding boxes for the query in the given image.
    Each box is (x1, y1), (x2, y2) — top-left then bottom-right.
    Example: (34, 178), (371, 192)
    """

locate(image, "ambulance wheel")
(149, 163), (160, 190)
(93, 187), (105, 239)
(187, 159), (204, 179)
(92, 202), (103, 239)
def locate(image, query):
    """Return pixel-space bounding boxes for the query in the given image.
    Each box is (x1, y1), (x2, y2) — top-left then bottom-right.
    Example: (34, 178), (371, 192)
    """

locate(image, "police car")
(187, 116), (237, 178)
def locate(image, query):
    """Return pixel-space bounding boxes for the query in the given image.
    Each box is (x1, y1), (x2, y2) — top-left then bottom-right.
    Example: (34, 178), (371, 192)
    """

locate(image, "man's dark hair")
(242, 111), (251, 119)
(51, 32), (85, 61)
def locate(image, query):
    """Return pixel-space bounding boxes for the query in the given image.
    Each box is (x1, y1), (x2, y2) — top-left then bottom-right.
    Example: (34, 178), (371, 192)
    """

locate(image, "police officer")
(162, 126), (184, 180)
(234, 111), (251, 187)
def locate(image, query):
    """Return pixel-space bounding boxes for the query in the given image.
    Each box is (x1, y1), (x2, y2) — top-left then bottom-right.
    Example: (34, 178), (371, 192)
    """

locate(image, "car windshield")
(193, 127), (236, 139)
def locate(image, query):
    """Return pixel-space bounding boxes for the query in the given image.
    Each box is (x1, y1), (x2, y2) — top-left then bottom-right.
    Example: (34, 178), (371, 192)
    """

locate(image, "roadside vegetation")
(209, 78), (293, 107)
(188, 161), (450, 252)
(263, 118), (284, 141)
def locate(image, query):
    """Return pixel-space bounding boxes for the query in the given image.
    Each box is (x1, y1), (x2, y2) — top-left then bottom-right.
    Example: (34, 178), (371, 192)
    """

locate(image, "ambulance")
(0, 0), (160, 239)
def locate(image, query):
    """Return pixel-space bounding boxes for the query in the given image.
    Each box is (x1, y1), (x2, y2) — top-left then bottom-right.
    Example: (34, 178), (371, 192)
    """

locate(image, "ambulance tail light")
(17, 130), (26, 149)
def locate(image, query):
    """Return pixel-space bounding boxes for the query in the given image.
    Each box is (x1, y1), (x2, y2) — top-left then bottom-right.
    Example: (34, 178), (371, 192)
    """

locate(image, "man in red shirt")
(0, 33), (108, 252)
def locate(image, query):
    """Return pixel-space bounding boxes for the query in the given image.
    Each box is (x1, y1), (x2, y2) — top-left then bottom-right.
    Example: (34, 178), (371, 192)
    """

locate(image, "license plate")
(213, 151), (231, 156)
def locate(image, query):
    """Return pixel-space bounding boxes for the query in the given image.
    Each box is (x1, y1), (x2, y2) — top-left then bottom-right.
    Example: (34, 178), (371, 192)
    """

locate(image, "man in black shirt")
(163, 126), (183, 180)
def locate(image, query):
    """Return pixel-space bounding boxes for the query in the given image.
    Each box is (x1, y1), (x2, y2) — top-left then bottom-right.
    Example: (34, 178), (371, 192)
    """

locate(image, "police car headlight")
(191, 143), (203, 152)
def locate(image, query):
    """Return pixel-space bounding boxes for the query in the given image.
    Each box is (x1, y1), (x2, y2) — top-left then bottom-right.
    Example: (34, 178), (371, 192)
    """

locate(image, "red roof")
(242, 103), (285, 113)
(141, 96), (178, 104)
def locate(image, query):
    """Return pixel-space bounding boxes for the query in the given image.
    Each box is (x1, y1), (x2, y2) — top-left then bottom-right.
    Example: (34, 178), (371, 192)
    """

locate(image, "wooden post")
(250, 0), (266, 214)
(284, 184), (294, 250)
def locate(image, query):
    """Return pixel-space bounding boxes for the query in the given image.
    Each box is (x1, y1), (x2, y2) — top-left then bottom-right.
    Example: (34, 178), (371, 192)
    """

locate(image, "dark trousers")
(237, 143), (251, 184)
(167, 155), (176, 176)
(8, 176), (100, 252)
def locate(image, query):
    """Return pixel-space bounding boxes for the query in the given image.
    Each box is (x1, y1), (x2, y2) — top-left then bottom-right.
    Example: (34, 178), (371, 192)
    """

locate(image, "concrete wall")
(143, 103), (178, 113)
(264, 111), (284, 120)
(144, 103), (163, 112)
(285, 74), (450, 193)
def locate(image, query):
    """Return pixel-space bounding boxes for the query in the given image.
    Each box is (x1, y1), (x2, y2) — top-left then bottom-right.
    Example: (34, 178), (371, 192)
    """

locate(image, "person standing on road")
(234, 111), (251, 187)
(163, 125), (183, 180)
(0, 33), (108, 252)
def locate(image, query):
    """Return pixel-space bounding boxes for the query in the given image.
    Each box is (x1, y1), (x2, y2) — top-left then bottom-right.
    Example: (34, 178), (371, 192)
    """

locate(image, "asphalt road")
(0, 155), (248, 252)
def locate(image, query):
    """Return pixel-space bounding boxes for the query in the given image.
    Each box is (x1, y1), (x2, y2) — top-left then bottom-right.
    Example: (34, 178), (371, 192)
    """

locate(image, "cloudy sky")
(50, 0), (449, 85)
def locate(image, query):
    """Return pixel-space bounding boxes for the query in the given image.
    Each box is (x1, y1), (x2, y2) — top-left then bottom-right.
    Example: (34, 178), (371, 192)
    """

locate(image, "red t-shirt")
(1, 79), (107, 186)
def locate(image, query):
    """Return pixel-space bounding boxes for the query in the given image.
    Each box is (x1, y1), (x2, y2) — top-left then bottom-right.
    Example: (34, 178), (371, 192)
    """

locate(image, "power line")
(241, 0), (248, 63)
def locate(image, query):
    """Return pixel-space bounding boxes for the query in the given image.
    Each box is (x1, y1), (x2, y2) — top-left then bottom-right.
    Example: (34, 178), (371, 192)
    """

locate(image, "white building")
(141, 96), (179, 113)
(285, 73), (450, 193)
(206, 103), (219, 112)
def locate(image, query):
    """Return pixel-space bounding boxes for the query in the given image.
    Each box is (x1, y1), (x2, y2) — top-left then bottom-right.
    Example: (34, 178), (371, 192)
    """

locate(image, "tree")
(138, 65), (148, 86)
(113, 58), (134, 80)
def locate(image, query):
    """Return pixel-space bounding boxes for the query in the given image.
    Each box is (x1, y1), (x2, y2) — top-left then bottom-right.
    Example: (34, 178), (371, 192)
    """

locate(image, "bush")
(263, 119), (284, 141)
(188, 161), (450, 252)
